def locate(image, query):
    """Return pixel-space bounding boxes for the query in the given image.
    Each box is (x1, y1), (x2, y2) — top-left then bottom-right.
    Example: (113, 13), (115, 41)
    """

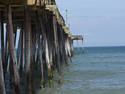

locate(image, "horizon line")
(74, 45), (125, 48)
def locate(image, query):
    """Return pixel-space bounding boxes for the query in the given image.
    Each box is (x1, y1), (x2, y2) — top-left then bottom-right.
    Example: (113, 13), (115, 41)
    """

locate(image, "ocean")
(36, 46), (125, 94)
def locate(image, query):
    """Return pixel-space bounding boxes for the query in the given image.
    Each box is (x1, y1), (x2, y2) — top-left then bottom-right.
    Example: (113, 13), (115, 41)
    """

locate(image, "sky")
(56, 0), (125, 47)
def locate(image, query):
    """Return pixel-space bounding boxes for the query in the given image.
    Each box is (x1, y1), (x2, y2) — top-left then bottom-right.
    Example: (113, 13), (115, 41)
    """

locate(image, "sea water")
(36, 46), (125, 94)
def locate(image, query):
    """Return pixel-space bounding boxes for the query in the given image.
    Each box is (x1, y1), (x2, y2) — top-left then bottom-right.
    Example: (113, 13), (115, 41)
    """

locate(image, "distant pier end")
(0, 0), (84, 94)
(71, 35), (84, 54)
(71, 35), (83, 40)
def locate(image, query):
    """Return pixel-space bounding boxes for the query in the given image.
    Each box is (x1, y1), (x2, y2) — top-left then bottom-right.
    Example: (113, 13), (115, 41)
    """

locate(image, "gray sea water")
(36, 46), (125, 94)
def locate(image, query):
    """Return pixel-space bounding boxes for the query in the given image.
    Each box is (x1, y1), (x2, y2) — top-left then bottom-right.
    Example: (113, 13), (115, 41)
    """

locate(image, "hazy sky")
(56, 0), (125, 47)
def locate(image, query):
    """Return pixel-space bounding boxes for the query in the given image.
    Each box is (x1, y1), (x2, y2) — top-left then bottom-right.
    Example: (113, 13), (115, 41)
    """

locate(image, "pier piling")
(0, 51), (6, 94)
(7, 5), (20, 94)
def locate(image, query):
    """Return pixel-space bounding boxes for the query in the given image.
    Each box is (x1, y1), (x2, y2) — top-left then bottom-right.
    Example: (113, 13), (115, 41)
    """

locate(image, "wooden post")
(24, 6), (32, 94)
(0, 53), (6, 94)
(77, 40), (80, 54)
(0, 12), (7, 75)
(0, 12), (6, 94)
(53, 16), (62, 84)
(5, 25), (9, 73)
(57, 24), (66, 66)
(68, 38), (72, 62)
(82, 39), (84, 53)
(17, 29), (22, 66)
(14, 28), (17, 47)
(30, 28), (35, 94)
(19, 28), (23, 73)
(67, 38), (72, 60)
(59, 28), (69, 67)
(64, 36), (69, 63)
(70, 39), (74, 57)
(30, 26), (37, 66)
(38, 34), (44, 88)
(45, 37), (53, 86)
(7, 5), (20, 94)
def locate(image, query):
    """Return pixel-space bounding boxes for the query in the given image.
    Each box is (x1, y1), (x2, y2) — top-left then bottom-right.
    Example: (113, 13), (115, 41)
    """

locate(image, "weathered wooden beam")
(77, 40), (80, 54)
(0, 0), (36, 5)
(70, 39), (74, 57)
(71, 35), (83, 40)
(19, 28), (23, 73)
(30, 26), (36, 65)
(30, 27), (35, 94)
(82, 39), (84, 53)
(66, 37), (72, 58)
(0, 0), (25, 5)
(0, 12), (6, 94)
(0, 0), (45, 6)
(0, 53), (6, 94)
(0, 12), (7, 74)
(5, 26), (9, 73)
(38, 34), (44, 88)
(7, 5), (20, 94)
(24, 6), (32, 94)
(53, 15), (62, 84)
(17, 29), (22, 66)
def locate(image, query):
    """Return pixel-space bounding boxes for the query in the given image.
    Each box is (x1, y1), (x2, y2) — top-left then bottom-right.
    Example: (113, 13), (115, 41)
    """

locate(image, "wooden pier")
(0, 0), (84, 94)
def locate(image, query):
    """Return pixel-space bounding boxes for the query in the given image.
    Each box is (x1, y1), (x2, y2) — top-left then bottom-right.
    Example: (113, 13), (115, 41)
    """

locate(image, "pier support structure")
(0, 0), (84, 94)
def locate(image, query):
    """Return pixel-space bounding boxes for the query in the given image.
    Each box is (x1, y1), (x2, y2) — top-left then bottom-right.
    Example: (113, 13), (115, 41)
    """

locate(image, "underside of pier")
(0, 0), (83, 94)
